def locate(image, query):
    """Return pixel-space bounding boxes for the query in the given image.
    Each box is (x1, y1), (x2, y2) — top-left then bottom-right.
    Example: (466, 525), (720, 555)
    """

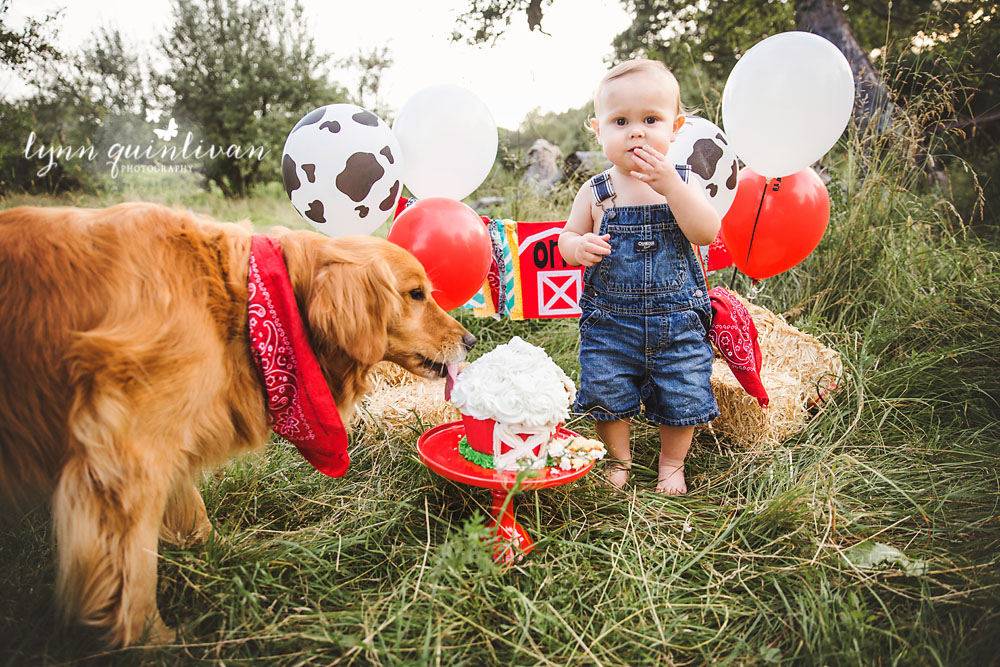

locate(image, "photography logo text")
(23, 109), (269, 179)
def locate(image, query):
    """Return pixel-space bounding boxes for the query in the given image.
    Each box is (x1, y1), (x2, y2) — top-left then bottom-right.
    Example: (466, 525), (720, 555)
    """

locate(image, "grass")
(0, 172), (314, 232)
(1, 132), (999, 665)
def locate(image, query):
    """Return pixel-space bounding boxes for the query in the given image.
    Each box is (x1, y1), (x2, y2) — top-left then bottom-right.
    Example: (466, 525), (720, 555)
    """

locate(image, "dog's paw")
(159, 519), (213, 548)
(147, 617), (178, 645)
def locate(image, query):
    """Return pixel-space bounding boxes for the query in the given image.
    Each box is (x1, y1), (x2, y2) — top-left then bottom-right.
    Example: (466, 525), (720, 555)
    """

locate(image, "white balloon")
(666, 116), (741, 219)
(282, 104), (403, 237)
(392, 84), (498, 200)
(722, 31), (855, 178)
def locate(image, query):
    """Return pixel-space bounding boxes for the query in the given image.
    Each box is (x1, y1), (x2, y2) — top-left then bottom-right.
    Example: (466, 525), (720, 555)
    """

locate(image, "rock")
(470, 196), (506, 212)
(564, 151), (611, 178)
(521, 139), (563, 195)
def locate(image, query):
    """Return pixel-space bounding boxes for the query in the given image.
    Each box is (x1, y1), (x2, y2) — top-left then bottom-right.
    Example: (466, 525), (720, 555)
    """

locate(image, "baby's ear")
(674, 115), (686, 133)
(589, 117), (600, 138)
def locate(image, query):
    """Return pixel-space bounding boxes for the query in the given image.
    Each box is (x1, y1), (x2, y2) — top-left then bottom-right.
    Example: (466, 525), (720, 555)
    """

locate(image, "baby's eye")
(615, 118), (627, 126)
(644, 116), (658, 124)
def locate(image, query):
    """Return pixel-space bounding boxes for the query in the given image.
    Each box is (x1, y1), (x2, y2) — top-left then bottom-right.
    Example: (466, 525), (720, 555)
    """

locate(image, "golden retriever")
(0, 202), (474, 646)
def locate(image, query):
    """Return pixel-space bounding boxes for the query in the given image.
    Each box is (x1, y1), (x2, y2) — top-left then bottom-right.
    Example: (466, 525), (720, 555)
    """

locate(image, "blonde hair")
(593, 59), (683, 116)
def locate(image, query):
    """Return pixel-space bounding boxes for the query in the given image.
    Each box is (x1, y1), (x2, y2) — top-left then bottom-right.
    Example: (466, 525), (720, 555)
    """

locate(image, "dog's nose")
(462, 333), (477, 351)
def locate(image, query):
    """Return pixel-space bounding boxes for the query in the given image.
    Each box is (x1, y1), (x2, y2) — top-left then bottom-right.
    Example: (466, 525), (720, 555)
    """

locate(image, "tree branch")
(940, 110), (1000, 131)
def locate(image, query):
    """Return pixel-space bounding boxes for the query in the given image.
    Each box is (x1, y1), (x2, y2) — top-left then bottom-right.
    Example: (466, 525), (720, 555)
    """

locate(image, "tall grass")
(1, 96), (999, 666)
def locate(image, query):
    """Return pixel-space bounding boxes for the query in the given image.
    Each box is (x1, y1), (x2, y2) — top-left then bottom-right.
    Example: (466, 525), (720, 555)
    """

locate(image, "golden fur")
(0, 202), (473, 646)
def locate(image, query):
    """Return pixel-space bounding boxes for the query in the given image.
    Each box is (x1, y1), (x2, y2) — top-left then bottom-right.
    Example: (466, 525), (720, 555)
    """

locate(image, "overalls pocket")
(598, 222), (688, 294)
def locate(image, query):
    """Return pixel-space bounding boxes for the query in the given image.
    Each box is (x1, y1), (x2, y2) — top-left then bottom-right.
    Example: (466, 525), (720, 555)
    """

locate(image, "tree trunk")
(794, 0), (893, 139)
(210, 171), (235, 199)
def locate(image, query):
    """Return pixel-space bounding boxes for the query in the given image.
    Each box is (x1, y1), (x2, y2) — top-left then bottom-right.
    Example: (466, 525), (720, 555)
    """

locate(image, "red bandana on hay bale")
(706, 294), (843, 449)
(708, 286), (769, 407)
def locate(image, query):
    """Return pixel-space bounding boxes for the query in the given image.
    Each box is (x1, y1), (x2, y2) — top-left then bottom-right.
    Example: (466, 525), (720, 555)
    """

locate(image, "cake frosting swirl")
(450, 336), (575, 430)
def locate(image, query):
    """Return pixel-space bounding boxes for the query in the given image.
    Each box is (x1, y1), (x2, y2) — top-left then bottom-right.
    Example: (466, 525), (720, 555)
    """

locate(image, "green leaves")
(159, 0), (344, 197)
(845, 541), (930, 576)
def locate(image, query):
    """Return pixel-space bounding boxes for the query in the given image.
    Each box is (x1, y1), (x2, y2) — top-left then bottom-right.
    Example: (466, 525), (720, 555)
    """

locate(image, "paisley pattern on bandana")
(247, 235), (350, 477)
(708, 286), (769, 407)
(248, 256), (316, 442)
(709, 294), (755, 370)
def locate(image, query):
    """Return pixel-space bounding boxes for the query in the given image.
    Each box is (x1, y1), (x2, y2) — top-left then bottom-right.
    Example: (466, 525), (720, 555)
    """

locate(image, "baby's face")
(592, 70), (684, 174)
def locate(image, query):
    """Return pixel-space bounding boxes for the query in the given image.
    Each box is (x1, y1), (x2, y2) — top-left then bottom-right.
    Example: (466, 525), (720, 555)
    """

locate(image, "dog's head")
(277, 231), (474, 383)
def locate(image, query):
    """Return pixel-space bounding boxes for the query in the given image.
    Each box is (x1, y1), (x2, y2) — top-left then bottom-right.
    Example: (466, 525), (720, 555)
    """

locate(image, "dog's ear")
(307, 256), (402, 366)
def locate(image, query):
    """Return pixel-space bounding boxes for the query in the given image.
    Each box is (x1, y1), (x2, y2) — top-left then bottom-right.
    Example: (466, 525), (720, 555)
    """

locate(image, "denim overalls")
(575, 167), (720, 427)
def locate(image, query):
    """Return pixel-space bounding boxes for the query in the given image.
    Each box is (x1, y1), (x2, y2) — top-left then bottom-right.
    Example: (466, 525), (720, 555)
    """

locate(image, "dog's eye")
(409, 288), (426, 301)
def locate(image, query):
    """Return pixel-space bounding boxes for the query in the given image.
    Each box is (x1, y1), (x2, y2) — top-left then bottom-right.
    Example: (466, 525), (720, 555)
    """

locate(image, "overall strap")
(590, 165), (695, 226)
(673, 164), (710, 287)
(693, 240), (711, 288)
(589, 169), (616, 205)
(589, 169), (618, 220)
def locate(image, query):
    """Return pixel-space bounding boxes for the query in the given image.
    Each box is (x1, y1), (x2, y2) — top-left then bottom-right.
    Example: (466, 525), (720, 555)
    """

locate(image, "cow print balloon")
(667, 116), (740, 220)
(282, 104), (403, 237)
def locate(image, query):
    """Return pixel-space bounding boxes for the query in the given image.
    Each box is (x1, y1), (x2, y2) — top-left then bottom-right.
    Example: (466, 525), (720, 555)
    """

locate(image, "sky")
(2, 0), (633, 130)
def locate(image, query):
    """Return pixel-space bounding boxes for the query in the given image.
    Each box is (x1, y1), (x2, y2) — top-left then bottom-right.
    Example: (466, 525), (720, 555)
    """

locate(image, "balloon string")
(728, 178), (770, 291)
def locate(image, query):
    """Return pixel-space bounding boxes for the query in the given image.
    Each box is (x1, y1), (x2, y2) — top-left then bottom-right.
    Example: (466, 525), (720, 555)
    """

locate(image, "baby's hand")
(630, 145), (685, 198)
(574, 232), (611, 267)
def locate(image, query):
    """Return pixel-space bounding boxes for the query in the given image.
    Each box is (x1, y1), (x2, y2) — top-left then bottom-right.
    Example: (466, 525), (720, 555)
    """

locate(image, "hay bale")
(359, 299), (843, 448)
(705, 296), (843, 448)
(356, 362), (461, 438)
(708, 362), (810, 449)
(742, 298), (842, 403)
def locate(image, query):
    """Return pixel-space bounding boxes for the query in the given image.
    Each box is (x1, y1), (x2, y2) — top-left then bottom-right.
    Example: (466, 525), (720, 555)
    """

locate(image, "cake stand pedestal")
(417, 420), (593, 565)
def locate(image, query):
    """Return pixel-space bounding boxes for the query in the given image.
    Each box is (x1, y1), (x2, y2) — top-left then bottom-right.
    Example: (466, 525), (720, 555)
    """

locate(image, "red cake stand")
(417, 420), (593, 564)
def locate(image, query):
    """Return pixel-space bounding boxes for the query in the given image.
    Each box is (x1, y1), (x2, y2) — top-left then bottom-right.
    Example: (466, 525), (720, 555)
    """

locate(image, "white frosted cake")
(449, 336), (576, 471)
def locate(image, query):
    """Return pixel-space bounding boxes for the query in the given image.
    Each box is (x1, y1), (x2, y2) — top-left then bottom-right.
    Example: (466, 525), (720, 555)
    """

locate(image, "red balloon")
(721, 166), (830, 280)
(387, 197), (492, 310)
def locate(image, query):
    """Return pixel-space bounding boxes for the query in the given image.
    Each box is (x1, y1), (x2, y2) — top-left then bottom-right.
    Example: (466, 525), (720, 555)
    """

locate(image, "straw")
(355, 362), (461, 436)
(357, 299), (842, 448)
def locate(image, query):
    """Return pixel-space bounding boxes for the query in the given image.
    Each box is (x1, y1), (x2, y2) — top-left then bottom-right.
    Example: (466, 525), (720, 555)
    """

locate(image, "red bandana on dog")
(708, 286), (770, 407)
(248, 235), (350, 477)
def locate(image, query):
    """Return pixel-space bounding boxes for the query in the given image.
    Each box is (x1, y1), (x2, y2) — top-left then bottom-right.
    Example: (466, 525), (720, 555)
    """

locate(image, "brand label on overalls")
(633, 238), (660, 253)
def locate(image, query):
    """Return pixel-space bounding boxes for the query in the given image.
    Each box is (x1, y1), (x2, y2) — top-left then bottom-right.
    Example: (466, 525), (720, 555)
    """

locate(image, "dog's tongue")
(444, 362), (460, 402)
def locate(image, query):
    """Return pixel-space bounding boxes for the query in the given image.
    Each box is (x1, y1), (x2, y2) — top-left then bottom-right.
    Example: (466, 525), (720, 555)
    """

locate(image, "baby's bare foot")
(605, 463), (630, 489)
(656, 459), (687, 494)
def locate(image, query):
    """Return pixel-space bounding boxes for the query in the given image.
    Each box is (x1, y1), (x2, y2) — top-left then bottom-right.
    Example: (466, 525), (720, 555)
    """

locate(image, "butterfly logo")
(145, 108), (162, 123)
(153, 118), (179, 142)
